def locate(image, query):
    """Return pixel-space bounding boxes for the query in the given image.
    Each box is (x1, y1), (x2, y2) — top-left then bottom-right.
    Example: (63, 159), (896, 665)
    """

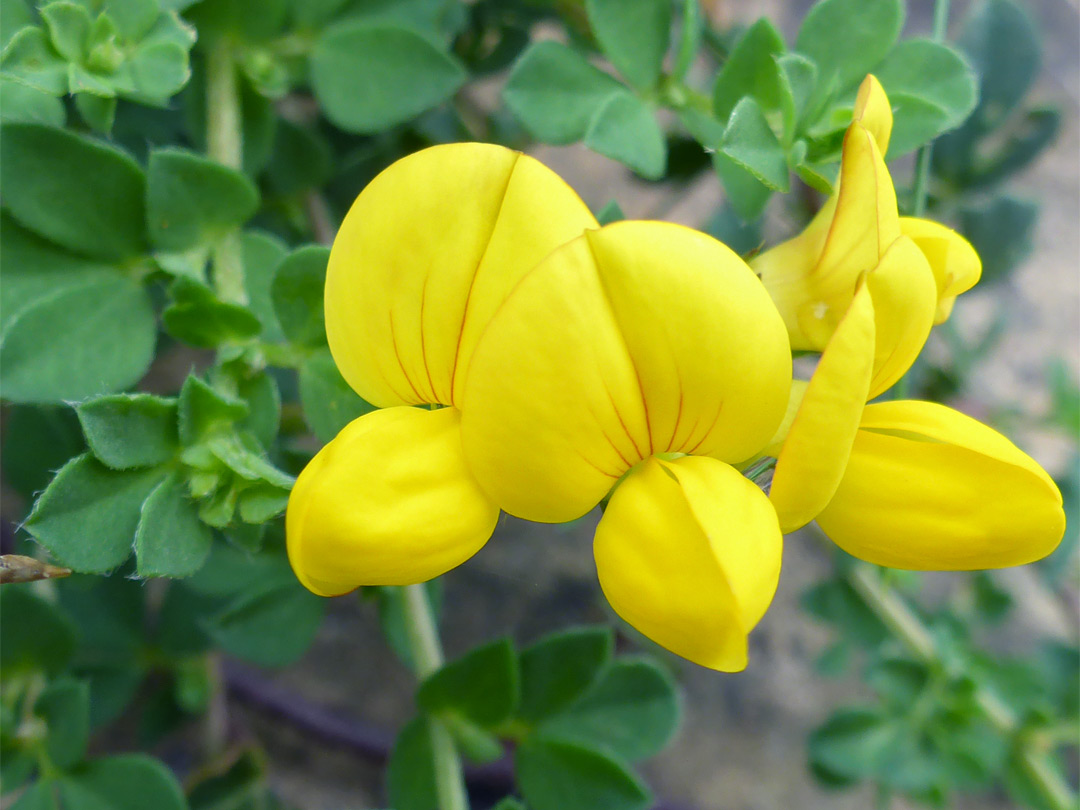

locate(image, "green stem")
(849, 562), (1077, 810)
(910, 0), (951, 217)
(205, 39), (247, 305)
(401, 584), (470, 810)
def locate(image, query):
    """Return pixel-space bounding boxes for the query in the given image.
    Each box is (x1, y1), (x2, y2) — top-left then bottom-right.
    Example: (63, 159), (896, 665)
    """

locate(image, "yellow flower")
(751, 76), (980, 351)
(287, 143), (597, 596)
(460, 221), (793, 670)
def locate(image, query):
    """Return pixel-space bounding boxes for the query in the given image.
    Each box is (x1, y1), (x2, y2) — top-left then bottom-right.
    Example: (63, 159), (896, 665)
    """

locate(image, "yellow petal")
(864, 235), (937, 399)
(817, 401), (1065, 570)
(461, 221), (792, 523)
(853, 74), (892, 156)
(286, 406), (498, 595)
(770, 283), (875, 532)
(325, 143), (596, 408)
(754, 123), (899, 351)
(899, 217), (982, 324)
(594, 456), (782, 671)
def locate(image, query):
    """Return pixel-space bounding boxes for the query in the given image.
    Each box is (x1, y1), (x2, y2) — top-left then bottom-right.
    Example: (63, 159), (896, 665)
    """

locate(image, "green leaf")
(884, 92), (953, 159)
(237, 371), (281, 449)
(516, 737), (651, 810)
(35, 678), (90, 769)
(74, 92), (117, 133)
(957, 0), (1040, 131)
(1, 0), (34, 50)
(718, 96), (789, 191)
(205, 432), (293, 488)
(584, 91), (665, 179)
(25, 454), (164, 573)
(205, 582), (324, 666)
(795, 0), (903, 94)
(672, 0), (702, 80)
(802, 578), (888, 645)
(518, 627), (613, 723)
(130, 39), (190, 101)
(77, 394), (179, 470)
(808, 708), (898, 781)
(418, 638), (519, 727)
(102, 0), (160, 41)
(311, 22), (465, 134)
(0, 275), (156, 403)
(503, 40), (624, 144)
(595, 200), (624, 225)
(712, 151), (773, 221)
(0, 586), (77, 675)
(968, 106), (1061, 188)
(584, 0), (670, 90)
(712, 18), (786, 123)
(41, 1), (91, 61)
(0, 76), (66, 126)
(492, 800), (526, 810)
(162, 278), (263, 348)
(265, 119), (332, 195)
(298, 347), (375, 443)
(271, 245), (329, 347)
(66, 754), (187, 810)
(178, 375), (249, 446)
(1, 404), (84, 501)
(0, 123), (146, 260)
(146, 148), (259, 252)
(1, 26), (69, 95)
(241, 230), (288, 341)
(134, 471), (213, 578)
(776, 53), (817, 137)
(538, 657), (679, 762)
(960, 194), (1038, 285)
(386, 716), (437, 810)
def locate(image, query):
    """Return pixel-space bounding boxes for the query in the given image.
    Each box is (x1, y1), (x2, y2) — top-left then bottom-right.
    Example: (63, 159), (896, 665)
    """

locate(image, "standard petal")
(899, 217), (982, 324)
(770, 283), (875, 533)
(461, 220), (792, 523)
(594, 456), (782, 671)
(853, 74), (892, 156)
(817, 401), (1065, 570)
(286, 406), (499, 595)
(864, 235), (937, 399)
(325, 143), (596, 408)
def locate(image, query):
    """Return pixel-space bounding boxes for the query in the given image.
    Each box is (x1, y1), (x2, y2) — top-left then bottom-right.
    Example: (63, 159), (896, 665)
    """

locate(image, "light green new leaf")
(135, 470), (213, 577)
(0, 123), (147, 259)
(40, 1), (91, 62)
(795, 0), (903, 93)
(0, 276), (156, 403)
(146, 148), (259, 252)
(1, 26), (69, 94)
(718, 96), (789, 191)
(584, 91), (666, 179)
(712, 18), (786, 123)
(503, 40), (624, 144)
(25, 454), (165, 573)
(0, 76), (65, 125)
(516, 737), (651, 810)
(585, 0), (670, 90)
(77, 394), (179, 470)
(311, 22), (465, 134)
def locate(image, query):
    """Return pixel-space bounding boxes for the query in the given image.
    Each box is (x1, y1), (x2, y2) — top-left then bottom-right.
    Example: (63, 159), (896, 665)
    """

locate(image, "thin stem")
(849, 562), (1077, 810)
(910, 0), (951, 217)
(401, 584), (470, 810)
(205, 39), (247, 305)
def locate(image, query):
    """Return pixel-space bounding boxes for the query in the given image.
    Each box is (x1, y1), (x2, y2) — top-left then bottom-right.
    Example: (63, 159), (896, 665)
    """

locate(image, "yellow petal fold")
(754, 123), (900, 350)
(286, 406), (498, 595)
(863, 235), (937, 399)
(461, 221), (792, 523)
(594, 456), (782, 671)
(899, 217), (982, 324)
(853, 74), (892, 156)
(816, 401), (1065, 570)
(325, 143), (596, 408)
(770, 283), (875, 532)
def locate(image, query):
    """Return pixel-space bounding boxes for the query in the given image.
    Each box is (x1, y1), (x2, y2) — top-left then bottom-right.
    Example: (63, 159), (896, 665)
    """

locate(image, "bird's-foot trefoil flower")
(287, 143), (597, 595)
(460, 220), (793, 670)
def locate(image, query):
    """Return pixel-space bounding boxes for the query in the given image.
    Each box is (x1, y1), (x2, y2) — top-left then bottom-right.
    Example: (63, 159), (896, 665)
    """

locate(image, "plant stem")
(205, 39), (247, 305)
(849, 562), (1077, 810)
(910, 0), (951, 217)
(401, 584), (470, 810)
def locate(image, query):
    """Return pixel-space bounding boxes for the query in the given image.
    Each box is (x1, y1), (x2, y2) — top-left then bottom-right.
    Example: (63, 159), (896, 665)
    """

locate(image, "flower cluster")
(287, 77), (1065, 671)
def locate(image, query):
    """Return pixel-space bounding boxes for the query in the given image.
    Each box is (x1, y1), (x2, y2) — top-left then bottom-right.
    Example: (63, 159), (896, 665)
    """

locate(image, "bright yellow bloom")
(460, 221), (792, 670)
(287, 143), (597, 596)
(817, 401), (1065, 569)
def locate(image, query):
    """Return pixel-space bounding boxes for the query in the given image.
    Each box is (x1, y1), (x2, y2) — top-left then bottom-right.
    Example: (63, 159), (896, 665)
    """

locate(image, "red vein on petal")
(389, 314), (425, 403)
